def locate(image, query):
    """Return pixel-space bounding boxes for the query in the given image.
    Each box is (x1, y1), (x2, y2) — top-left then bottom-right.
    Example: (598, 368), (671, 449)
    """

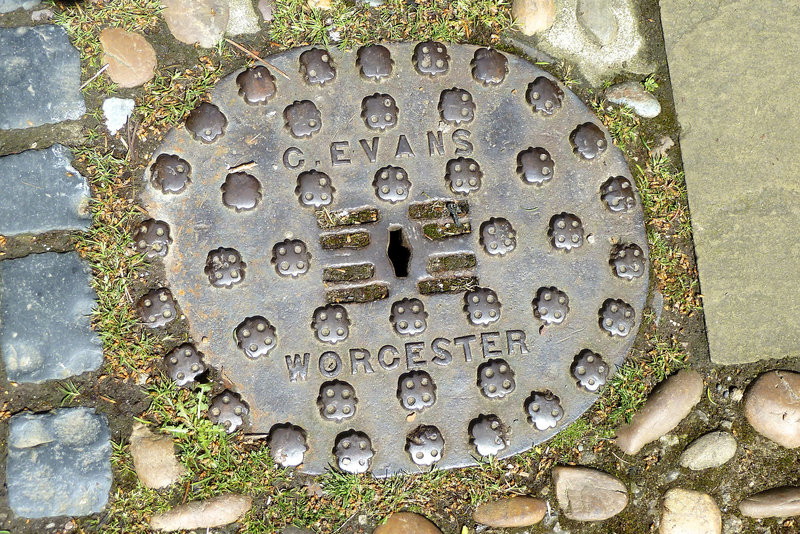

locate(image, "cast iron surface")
(142, 42), (649, 476)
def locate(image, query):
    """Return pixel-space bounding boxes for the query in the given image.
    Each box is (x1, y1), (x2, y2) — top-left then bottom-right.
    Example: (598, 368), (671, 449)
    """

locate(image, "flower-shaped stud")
(296, 170), (334, 208)
(445, 157), (482, 194)
(164, 343), (205, 387)
(234, 316), (277, 359)
(464, 287), (501, 326)
(208, 390), (248, 433)
(469, 414), (508, 456)
(268, 423), (308, 468)
(373, 165), (410, 203)
(413, 41), (449, 76)
(439, 88), (475, 125)
(284, 100), (322, 138)
(477, 359), (516, 399)
(236, 65), (276, 105)
(357, 44), (393, 81)
(271, 239), (311, 277)
(533, 286), (570, 325)
(517, 147), (554, 186)
(150, 154), (191, 194)
(333, 430), (373, 474)
(525, 391), (564, 431)
(406, 425), (444, 466)
(185, 102), (227, 143)
(361, 93), (398, 130)
(221, 172), (262, 212)
(397, 371), (437, 412)
(599, 298), (635, 337)
(571, 350), (609, 392)
(133, 219), (171, 258)
(480, 217), (516, 256)
(471, 48), (508, 86)
(299, 48), (336, 85)
(204, 247), (246, 288)
(526, 77), (564, 115)
(390, 298), (428, 336)
(317, 380), (358, 422)
(601, 176), (637, 213)
(611, 243), (646, 280)
(549, 212), (584, 251)
(312, 304), (350, 344)
(571, 122), (607, 160)
(137, 288), (177, 328)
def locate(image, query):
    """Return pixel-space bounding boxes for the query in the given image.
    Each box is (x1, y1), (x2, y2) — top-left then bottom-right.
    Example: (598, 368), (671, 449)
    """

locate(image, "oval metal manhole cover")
(142, 42), (649, 476)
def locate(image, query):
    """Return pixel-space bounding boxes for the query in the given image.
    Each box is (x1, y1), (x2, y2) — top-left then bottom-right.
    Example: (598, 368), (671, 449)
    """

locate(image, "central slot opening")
(387, 228), (411, 278)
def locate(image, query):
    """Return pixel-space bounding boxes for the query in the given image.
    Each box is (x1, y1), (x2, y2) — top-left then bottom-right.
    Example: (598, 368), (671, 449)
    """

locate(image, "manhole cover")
(142, 42), (648, 476)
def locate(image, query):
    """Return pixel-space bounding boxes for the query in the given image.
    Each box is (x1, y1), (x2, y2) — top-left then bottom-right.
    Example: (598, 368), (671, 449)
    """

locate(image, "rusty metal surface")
(142, 42), (649, 476)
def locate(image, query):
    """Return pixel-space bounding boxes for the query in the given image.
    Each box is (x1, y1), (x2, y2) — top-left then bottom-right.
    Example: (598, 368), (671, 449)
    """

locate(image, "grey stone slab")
(660, 0), (800, 364)
(0, 252), (103, 383)
(7, 407), (111, 518)
(0, 25), (85, 130)
(0, 0), (40, 13)
(0, 144), (91, 235)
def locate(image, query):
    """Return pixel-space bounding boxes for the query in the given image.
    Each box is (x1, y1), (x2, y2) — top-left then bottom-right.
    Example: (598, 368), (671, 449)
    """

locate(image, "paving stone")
(103, 97), (135, 135)
(679, 431), (737, 470)
(744, 370), (800, 448)
(257, 0), (274, 21)
(223, 0), (260, 35)
(162, 0), (229, 48)
(511, 0), (555, 36)
(129, 422), (186, 489)
(659, 0), (800, 363)
(552, 466), (628, 521)
(739, 486), (800, 518)
(0, 0), (39, 13)
(605, 81), (661, 118)
(374, 512), (442, 534)
(0, 25), (85, 130)
(7, 408), (111, 518)
(660, 488), (721, 534)
(615, 370), (704, 455)
(473, 496), (547, 527)
(150, 494), (253, 531)
(516, 0), (652, 84)
(0, 145), (91, 235)
(99, 28), (157, 88)
(0, 252), (103, 383)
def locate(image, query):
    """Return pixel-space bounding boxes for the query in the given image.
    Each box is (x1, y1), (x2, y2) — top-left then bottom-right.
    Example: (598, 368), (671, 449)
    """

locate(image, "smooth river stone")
(99, 28), (157, 88)
(473, 496), (547, 527)
(553, 466), (629, 521)
(615, 369), (704, 455)
(744, 370), (800, 448)
(374, 512), (442, 534)
(739, 487), (800, 518)
(660, 488), (721, 534)
(151, 494), (252, 531)
(129, 422), (186, 489)
(679, 431), (737, 470)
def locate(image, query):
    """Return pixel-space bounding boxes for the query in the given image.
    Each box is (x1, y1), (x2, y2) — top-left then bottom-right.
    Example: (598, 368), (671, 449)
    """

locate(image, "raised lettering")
(395, 134), (415, 158)
(452, 129), (473, 156)
(431, 337), (453, 366)
(359, 137), (380, 163)
(405, 341), (426, 368)
(350, 348), (374, 374)
(378, 345), (400, 370)
(282, 147), (305, 169)
(319, 351), (342, 378)
(285, 353), (309, 382)
(481, 332), (502, 358)
(330, 141), (351, 166)
(454, 334), (477, 362)
(427, 130), (445, 156)
(507, 330), (530, 355)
